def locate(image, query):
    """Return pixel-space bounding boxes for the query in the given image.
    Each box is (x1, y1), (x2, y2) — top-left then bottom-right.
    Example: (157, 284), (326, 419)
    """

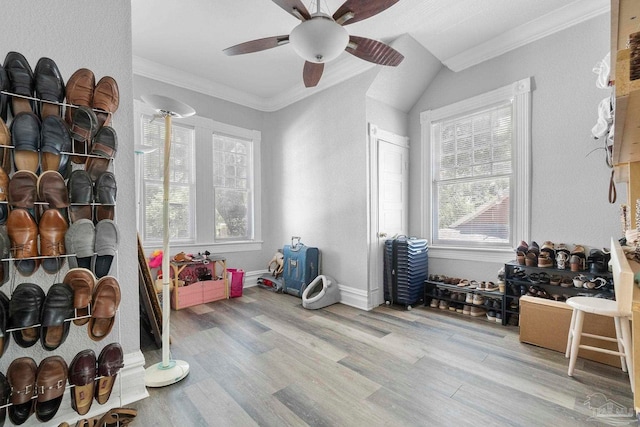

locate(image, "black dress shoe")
(3, 51), (34, 116)
(40, 283), (74, 351)
(0, 371), (9, 427)
(0, 291), (9, 358)
(40, 115), (71, 174)
(34, 57), (65, 119)
(10, 112), (40, 173)
(0, 65), (8, 121)
(94, 171), (116, 221)
(68, 169), (93, 223)
(70, 105), (98, 164)
(0, 228), (9, 286)
(9, 283), (45, 348)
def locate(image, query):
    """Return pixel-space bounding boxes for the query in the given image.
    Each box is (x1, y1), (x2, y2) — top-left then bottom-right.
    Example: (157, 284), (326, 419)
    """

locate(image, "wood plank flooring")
(132, 288), (636, 426)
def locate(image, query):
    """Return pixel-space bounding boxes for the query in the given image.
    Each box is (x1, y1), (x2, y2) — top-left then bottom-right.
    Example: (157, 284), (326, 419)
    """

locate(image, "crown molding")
(442, 0), (609, 72)
(133, 55), (373, 112)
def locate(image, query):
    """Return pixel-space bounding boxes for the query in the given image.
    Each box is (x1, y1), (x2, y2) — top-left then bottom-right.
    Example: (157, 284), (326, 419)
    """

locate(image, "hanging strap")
(609, 169), (617, 204)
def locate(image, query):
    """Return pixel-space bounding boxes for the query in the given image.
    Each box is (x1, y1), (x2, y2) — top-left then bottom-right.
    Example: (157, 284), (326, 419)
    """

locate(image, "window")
(134, 100), (262, 252)
(139, 114), (195, 243)
(212, 133), (253, 240)
(421, 78), (531, 259)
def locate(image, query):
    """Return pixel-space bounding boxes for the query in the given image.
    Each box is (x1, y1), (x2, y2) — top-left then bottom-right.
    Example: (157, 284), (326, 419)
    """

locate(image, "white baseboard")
(337, 284), (370, 311)
(244, 269), (269, 288)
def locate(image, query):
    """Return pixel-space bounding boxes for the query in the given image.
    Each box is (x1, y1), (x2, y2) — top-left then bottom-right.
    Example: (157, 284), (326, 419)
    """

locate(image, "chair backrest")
(611, 237), (634, 315)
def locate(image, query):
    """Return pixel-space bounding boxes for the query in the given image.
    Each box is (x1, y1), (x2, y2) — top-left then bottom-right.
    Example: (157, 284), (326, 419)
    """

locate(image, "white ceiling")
(131, 0), (608, 111)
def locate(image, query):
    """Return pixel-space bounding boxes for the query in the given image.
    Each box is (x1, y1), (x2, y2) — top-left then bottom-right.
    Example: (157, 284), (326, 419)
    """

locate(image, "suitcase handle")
(291, 236), (302, 251)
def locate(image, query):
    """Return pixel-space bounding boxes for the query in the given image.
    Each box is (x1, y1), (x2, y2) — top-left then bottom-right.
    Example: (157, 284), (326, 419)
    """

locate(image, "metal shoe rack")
(423, 280), (505, 323)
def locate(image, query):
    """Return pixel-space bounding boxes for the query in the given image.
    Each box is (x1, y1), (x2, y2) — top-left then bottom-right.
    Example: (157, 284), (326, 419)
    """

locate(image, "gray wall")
(408, 14), (619, 281)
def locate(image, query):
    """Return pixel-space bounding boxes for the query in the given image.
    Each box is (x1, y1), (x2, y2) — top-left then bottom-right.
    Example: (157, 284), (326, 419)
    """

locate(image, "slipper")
(88, 277), (120, 341)
(68, 169), (94, 223)
(94, 172), (116, 221)
(10, 112), (40, 173)
(92, 76), (119, 128)
(68, 349), (96, 416)
(95, 343), (123, 404)
(40, 283), (74, 351)
(93, 220), (118, 278)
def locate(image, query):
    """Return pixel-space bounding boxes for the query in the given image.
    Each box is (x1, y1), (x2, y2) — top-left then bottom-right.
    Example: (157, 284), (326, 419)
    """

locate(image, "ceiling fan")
(223, 0), (404, 88)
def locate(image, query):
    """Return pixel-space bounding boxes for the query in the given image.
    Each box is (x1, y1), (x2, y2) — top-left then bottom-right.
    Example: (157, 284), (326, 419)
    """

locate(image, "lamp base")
(144, 359), (190, 388)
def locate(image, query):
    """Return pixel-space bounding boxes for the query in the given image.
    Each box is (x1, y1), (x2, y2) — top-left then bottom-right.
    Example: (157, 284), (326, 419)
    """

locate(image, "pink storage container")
(227, 268), (244, 298)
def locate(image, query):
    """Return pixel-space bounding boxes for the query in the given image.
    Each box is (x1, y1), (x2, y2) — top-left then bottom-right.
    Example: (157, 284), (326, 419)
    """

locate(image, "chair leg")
(565, 308), (577, 358)
(619, 316), (634, 391)
(568, 309), (584, 377)
(613, 316), (628, 373)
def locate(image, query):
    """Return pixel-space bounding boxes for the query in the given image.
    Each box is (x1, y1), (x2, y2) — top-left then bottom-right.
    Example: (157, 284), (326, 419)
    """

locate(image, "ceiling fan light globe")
(290, 16), (348, 63)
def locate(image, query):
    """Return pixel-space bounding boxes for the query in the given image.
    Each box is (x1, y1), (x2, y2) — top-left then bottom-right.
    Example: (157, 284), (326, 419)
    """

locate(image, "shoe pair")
(7, 355), (68, 424)
(66, 219), (119, 278)
(3, 52), (65, 120)
(9, 282), (74, 351)
(10, 112), (71, 175)
(68, 170), (117, 223)
(68, 343), (124, 416)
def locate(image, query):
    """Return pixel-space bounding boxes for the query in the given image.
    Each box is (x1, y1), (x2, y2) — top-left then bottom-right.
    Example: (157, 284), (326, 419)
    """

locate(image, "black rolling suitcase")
(384, 236), (428, 309)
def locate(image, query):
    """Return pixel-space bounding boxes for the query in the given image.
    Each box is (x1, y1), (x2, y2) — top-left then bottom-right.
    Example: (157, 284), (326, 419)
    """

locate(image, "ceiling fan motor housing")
(290, 14), (349, 63)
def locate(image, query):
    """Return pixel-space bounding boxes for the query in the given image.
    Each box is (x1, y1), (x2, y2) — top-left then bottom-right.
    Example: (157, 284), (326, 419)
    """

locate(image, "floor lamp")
(141, 94), (195, 387)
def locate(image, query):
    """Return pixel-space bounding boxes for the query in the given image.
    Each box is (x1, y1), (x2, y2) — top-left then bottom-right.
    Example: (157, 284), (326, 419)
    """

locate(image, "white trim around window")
(420, 77), (532, 262)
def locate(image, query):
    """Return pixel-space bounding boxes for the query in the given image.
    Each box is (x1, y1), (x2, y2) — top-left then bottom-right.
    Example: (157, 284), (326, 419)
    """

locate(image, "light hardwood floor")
(131, 287), (635, 426)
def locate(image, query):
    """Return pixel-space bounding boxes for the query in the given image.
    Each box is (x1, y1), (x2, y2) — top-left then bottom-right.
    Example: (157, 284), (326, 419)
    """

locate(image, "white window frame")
(420, 77), (531, 262)
(134, 99), (262, 253)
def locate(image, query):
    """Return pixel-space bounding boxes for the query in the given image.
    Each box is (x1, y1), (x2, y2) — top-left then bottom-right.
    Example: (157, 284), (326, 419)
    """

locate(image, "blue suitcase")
(283, 237), (320, 297)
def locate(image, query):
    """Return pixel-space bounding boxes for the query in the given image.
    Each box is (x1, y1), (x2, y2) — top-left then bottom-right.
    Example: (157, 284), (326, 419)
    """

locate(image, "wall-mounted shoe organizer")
(0, 51), (124, 425)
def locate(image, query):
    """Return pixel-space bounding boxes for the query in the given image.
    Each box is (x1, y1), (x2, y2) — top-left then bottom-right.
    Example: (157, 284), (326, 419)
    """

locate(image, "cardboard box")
(519, 296), (621, 368)
(171, 279), (226, 310)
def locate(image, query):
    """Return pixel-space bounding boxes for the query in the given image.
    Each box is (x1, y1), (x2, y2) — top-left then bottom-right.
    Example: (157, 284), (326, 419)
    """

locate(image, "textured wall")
(408, 14), (616, 281)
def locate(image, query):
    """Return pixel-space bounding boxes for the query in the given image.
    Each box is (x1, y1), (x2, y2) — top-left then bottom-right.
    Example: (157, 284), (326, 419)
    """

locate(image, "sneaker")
(472, 294), (485, 305)
(439, 300), (448, 310)
(465, 292), (474, 304)
(429, 298), (439, 308)
(462, 305), (471, 315)
(495, 312), (503, 323)
(456, 304), (464, 314)
(448, 302), (457, 312)
(487, 310), (496, 321)
(470, 307), (486, 317)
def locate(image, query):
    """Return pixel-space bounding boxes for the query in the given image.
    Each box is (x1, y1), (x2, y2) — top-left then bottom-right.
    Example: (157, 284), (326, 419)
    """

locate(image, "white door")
(368, 124), (409, 308)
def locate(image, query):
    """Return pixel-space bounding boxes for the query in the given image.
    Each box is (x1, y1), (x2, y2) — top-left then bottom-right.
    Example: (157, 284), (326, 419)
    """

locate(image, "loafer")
(35, 355), (68, 422)
(0, 160), (7, 203)
(69, 349), (97, 415)
(65, 219), (95, 270)
(37, 170), (69, 209)
(6, 208), (39, 276)
(93, 76), (119, 128)
(40, 115), (71, 174)
(7, 357), (37, 425)
(40, 283), (74, 351)
(0, 118), (11, 175)
(0, 65), (9, 121)
(8, 169), (37, 208)
(88, 276), (121, 341)
(68, 169), (93, 223)
(0, 291), (9, 357)
(0, 372), (9, 427)
(94, 219), (118, 278)
(10, 111), (40, 173)
(0, 227), (9, 285)
(63, 268), (96, 326)
(70, 105), (99, 164)
(95, 342), (123, 404)
(94, 171), (116, 221)
(34, 57), (65, 119)
(9, 283), (45, 348)
(38, 209), (68, 274)
(65, 68), (95, 125)
(3, 51), (34, 116)
(86, 126), (117, 181)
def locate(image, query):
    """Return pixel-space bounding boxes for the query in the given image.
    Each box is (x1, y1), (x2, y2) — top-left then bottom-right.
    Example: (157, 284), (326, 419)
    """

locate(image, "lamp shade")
(141, 94), (196, 118)
(290, 15), (348, 63)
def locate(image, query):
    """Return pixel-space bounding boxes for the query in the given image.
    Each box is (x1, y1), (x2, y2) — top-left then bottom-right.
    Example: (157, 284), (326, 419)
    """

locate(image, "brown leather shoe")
(6, 208), (39, 276)
(63, 268), (96, 326)
(37, 170), (69, 209)
(95, 343), (123, 404)
(93, 76), (119, 128)
(0, 167), (8, 203)
(88, 276), (121, 341)
(8, 170), (37, 208)
(85, 126), (117, 181)
(35, 355), (68, 422)
(65, 68), (95, 125)
(7, 356), (36, 425)
(39, 209), (68, 274)
(68, 349), (96, 415)
(0, 118), (11, 175)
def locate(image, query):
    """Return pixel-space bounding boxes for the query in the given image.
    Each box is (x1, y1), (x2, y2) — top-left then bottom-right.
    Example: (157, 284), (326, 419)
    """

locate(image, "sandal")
(485, 281), (499, 291)
(96, 408), (137, 427)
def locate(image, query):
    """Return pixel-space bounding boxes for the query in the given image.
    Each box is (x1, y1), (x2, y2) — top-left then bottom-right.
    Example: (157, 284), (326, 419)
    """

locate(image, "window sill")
(144, 241), (263, 254)
(428, 245), (515, 263)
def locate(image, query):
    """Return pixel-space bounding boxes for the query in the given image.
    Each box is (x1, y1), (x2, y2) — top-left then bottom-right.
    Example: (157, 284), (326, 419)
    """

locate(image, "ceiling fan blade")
(223, 36), (289, 56)
(333, 0), (399, 25)
(346, 36), (404, 66)
(303, 62), (324, 87)
(271, 0), (311, 21)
